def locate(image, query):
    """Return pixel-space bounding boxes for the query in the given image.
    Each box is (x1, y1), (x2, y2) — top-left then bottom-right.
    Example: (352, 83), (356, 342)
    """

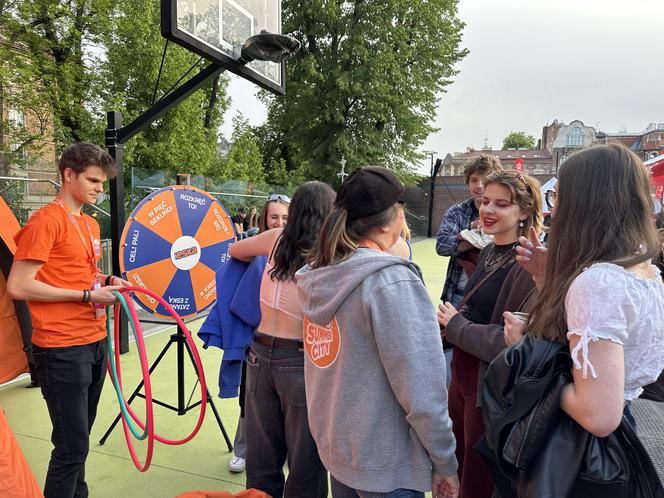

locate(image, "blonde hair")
(401, 222), (411, 241)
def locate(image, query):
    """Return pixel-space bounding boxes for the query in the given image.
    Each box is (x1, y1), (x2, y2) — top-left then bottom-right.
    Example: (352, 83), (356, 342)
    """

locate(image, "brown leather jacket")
(445, 264), (538, 407)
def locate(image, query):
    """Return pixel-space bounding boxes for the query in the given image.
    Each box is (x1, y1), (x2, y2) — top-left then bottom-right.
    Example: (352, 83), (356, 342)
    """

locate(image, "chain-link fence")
(2, 165), (444, 274)
(129, 167), (295, 222)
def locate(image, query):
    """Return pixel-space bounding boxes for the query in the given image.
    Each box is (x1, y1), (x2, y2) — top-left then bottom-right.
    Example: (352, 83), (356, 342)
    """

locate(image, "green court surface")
(0, 239), (448, 497)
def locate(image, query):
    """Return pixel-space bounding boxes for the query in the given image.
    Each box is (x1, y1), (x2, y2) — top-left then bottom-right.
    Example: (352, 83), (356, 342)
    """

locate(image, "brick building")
(1, 37), (58, 222)
(599, 122), (664, 161)
(541, 119), (596, 170)
(439, 148), (554, 176)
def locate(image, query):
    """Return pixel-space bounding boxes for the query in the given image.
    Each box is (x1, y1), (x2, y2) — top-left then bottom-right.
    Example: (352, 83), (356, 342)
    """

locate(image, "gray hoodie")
(296, 249), (458, 493)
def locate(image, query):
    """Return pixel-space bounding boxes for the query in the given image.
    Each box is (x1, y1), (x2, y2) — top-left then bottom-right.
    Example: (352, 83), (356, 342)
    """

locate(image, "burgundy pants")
(448, 348), (494, 498)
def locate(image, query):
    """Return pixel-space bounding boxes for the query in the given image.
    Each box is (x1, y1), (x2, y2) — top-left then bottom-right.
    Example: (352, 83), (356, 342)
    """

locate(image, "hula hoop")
(106, 291), (155, 471)
(105, 292), (149, 440)
(111, 286), (208, 446)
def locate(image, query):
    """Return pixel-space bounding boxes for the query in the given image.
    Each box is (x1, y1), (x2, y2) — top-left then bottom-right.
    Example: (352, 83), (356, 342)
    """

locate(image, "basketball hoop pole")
(106, 62), (228, 353)
(106, 30), (299, 351)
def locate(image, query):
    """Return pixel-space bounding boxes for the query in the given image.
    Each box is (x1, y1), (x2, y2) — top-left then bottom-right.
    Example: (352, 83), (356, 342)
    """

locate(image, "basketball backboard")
(161, 0), (284, 94)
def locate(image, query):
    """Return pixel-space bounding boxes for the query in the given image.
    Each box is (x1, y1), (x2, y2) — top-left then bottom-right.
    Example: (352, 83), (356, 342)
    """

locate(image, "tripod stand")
(99, 323), (233, 451)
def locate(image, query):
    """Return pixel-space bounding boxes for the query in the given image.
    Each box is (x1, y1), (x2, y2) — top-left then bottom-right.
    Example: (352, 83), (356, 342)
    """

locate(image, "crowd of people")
(7, 141), (664, 498)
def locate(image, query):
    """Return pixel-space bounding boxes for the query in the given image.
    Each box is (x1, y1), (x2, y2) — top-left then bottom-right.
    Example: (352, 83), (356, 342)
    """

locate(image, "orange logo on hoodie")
(304, 316), (341, 368)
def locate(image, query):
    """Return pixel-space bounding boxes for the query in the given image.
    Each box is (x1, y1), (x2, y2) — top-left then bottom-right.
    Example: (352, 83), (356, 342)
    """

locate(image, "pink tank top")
(259, 259), (303, 322)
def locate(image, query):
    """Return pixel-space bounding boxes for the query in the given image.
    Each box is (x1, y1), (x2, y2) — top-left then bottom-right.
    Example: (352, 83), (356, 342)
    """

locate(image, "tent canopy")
(0, 196), (29, 383)
(645, 154), (664, 185)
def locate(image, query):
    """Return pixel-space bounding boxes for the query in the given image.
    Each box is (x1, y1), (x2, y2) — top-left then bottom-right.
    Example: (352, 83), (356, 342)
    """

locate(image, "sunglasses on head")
(268, 194), (291, 203)
(545, 190), (557, 209)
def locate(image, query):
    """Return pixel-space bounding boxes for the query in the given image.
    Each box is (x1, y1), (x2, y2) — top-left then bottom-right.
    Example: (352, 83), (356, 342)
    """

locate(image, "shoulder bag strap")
(456, 249), (515, 310)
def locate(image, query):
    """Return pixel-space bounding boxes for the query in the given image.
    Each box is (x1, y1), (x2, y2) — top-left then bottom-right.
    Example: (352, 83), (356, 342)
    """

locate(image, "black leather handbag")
(477, 334), (664, 498)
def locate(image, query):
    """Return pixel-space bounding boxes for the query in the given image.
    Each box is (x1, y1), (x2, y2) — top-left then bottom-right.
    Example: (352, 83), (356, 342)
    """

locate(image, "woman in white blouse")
(516, 143), (664, 436)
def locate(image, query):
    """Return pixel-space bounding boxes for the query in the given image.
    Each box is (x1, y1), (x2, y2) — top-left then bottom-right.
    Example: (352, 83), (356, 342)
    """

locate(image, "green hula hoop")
(105, 291), (149, 440)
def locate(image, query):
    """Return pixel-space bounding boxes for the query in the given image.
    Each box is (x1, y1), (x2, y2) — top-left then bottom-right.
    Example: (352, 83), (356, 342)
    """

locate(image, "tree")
(256, 0), (468, 185)
(216, 114), (265, 183)
(97, 0), (230, 176)
(1, 0), (117, 146)
(502, 131), (536, 150)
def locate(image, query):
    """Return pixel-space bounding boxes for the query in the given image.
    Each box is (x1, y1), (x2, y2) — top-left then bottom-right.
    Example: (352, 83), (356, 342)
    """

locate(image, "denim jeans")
(32, 339), (107, 498)
(331, 476), (425, 498)
(245, 340), (327, 498)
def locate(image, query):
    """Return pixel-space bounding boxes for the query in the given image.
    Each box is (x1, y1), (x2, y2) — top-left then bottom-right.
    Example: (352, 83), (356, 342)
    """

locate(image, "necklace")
(483, 242), (517, 273)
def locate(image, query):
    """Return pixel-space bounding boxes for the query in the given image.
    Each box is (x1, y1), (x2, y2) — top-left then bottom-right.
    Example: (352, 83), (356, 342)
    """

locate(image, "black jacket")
(477, 335), (664, 498)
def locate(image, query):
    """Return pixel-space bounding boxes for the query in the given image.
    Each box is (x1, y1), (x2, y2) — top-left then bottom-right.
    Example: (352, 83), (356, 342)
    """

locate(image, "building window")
(567, 127), (584, 147)
(8, 108), (26, 128)
(9, 142), (27, 161)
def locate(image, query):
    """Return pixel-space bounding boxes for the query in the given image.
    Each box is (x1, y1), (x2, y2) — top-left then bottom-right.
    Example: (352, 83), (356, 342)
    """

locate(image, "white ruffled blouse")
(565, 262), (664, 400)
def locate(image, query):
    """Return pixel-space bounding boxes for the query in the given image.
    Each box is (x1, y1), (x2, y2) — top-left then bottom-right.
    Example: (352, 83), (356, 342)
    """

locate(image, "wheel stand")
(99, 324), (233, 451)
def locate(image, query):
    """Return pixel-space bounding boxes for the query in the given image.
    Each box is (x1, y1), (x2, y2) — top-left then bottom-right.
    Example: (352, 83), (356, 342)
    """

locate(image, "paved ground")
(632, 398), (664, 479)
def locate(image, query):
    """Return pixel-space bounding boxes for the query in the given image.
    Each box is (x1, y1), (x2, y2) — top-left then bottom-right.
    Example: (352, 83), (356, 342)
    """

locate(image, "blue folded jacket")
(198, 256), (266, 398)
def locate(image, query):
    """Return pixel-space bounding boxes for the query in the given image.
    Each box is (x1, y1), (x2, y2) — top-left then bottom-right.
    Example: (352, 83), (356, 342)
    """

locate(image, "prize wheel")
(119, 185), (235, 319)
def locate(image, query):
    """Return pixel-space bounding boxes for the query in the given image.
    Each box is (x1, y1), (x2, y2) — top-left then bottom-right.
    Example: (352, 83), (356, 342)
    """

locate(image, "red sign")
(514, 157), (523, 172)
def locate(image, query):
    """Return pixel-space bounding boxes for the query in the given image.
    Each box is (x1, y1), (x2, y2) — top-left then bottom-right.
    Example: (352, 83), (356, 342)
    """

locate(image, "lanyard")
(53, 197), (99, 271)
(358, 240), (384, 252)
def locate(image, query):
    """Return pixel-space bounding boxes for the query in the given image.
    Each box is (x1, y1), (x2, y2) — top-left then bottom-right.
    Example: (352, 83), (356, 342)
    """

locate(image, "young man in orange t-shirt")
(8, 142), (128, 498)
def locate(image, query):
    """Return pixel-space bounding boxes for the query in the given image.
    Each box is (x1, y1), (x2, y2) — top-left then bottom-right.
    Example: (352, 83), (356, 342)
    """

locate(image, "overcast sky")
(221, 0), (664, 175)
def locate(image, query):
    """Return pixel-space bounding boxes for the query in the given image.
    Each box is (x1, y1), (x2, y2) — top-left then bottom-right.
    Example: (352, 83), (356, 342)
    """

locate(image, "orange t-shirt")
(13, 202), (105, 347)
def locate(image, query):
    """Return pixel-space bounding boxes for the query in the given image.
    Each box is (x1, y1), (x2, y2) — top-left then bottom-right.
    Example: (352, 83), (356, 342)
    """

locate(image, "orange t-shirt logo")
(304, 316), (341, 368)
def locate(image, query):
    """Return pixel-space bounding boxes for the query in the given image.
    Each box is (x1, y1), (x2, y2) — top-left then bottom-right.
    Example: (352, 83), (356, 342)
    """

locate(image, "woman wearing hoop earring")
(437, 170), (543, 498)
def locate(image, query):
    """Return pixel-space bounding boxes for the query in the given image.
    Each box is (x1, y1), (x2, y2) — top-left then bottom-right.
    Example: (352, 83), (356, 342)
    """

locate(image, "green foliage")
(256, 0), (468, 185)
(213, 114), (265, 183)
(502, 131), (537, 150)
(97, 0), (230, 176)
(1, 0), (116, 145)
(1, 0), (232, 179)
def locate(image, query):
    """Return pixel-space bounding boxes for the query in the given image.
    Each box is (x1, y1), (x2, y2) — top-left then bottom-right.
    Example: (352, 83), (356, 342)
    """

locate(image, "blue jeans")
(331, 476), (425, 498)
(245, 340), (327, 498)
(32, 339), (107, 498)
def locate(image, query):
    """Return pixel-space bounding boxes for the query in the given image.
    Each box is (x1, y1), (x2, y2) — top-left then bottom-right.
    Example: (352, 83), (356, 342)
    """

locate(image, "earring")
(519, 220), (524, 228)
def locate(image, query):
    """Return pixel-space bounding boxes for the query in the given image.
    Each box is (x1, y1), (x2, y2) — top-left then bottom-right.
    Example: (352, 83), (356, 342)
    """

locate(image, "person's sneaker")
(228, 455), (246, 473)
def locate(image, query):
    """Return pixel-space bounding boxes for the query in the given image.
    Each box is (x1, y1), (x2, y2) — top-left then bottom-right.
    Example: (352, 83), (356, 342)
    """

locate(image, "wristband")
(82, 289), (90, 303)
(105, 275), (113, 286)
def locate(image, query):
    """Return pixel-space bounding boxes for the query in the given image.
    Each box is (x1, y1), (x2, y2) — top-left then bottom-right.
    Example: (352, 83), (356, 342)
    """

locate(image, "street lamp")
(338, 157), (348, 183)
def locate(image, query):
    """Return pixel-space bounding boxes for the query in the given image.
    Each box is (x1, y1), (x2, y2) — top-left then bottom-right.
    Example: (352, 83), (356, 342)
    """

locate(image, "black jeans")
(245, 340), (327, 498)
(32, 339), (107, 498)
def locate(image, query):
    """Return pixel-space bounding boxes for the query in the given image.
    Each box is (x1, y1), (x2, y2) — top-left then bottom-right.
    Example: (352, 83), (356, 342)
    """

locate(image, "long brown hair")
(529, 144), (659, 341)
(482, 170), (543, 237)
(269, 181), (335, 280)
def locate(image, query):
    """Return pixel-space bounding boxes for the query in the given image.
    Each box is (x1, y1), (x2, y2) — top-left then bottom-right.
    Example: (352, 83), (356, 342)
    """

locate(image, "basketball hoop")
(237, 31), (301, 64)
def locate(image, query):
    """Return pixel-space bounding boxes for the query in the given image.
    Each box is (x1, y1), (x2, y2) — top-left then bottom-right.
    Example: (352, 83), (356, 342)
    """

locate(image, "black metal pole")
(106, 111), (129, 354)
(106, 63), (226, 352)
(427, 154), (436, 238)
